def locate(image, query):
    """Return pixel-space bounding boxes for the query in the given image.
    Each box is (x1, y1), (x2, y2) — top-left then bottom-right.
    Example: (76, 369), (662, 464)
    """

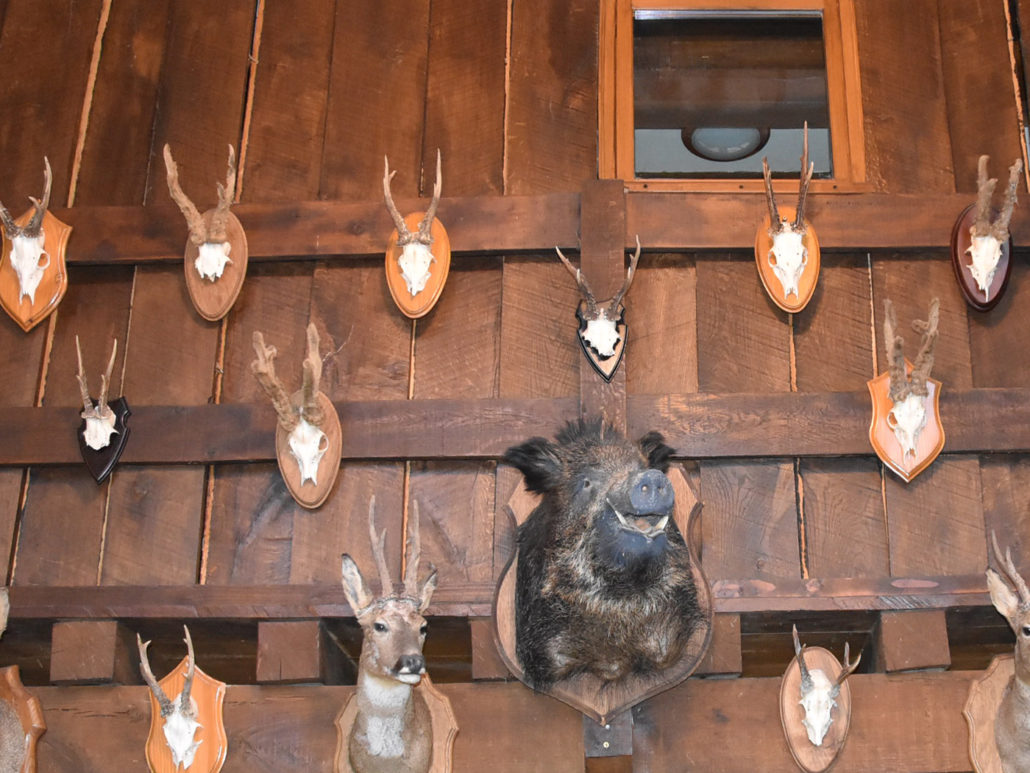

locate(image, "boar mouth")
(606, 498), (669, 539)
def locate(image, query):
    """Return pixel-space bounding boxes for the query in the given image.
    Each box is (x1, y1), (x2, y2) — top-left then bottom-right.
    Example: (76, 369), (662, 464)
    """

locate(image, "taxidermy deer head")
(163, 144), (236, 282)
(986, 533), (1030, 773)
(341, 497), (438, 773)
(967, 155), (1022, 297)
(383, 150), (442, 297)
(555, 235), (641, 359)
(0, 157), (52, 304)
(75, 336), (119, 451)
(882, 298), (939, 459)
(762, 123), (814, 301)
(793, 625), (860, 747)
(252, 323), (330, 487)
(138, 626), (201, 770)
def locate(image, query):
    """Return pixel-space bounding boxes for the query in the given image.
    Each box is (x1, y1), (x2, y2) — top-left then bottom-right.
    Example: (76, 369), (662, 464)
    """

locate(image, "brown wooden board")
(981, 455), (1030, 576)
(969, 258), (1030, 388)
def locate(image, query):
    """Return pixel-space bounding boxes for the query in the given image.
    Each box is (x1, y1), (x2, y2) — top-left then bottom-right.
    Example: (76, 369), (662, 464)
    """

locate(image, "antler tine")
(137, 634), (175, 717)
(25, 156), (52, 236)
(908, 297), (940, 396)
(793, 123), (814, 232)
(883, 299), (909, 402)
(416, 149), (442, 243)
(368, 497), (395, 597)
(251, 331), (299, 432)
(554, 246), (599, 315)
(972, 155), (998, 238)
(762, 155), (781, 235)
(383, 156), (414, 244)
(991, 158), (1023, 243)
(403, 499), (422, 596)
(991, 531), (1030, 607)
(163, 144), (208, 246)
(793, 625), (814, 694)
(208, 144), (237, 244)
(0, 196), (15, 236)
(180, 625), (196, 716)
(98, 339), (118, 411)
(299, 323), (325, 427)
(609, 234), (642, 312)
(74, 336), (95, 415)
(832, 641), (862, 693)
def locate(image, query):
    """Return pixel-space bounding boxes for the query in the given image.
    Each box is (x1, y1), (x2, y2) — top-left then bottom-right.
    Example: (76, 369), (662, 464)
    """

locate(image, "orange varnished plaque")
(385, 212), (450, 319)
(779, 647), (853, 773)
(144, 657), (227, 773)
(963, 654), (1013, 773)
(0, 209), (71, 332)
(334, 674), (458, 773)
(493, 465), (713, 725)
(274, 391), (342, 510)
(867, 361), (945, 483)
(0, 666), (45, 773)
(951, 203), (1012, 312)
(183, 210), (248, 322)
(754, 207), (820, 313)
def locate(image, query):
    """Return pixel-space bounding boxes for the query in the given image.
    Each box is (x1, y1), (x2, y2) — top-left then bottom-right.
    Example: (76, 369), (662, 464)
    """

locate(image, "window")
(599, 0), (866, 192)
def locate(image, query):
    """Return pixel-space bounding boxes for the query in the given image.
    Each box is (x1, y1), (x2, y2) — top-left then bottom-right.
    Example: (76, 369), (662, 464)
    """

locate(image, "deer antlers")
(883, 297), (940, 402)
(163, 144), (237, 245)
(972, 154), (1022, 243)
(383, 149), (442, 246)
(763, 122), (814, 235)
(364, 496), (432, 601)
(792, 624), (861, 696)
(251, 323), (325, 432)
(75, 336), (117, 420)
(554, 234), (642, 316)
(990, 531), (1030, 612)
(0, 157), (52, 239)
(137, 625), (196, 719)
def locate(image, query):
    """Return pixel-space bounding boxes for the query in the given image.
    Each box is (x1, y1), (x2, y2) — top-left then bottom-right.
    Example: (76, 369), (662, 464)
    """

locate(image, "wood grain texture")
(506, 0), (598, 194)
(877, 609), (951, 672)
(969, 258), (1030, 388)
(854, 0), (955, 193)
(981, 454), (1030, 576)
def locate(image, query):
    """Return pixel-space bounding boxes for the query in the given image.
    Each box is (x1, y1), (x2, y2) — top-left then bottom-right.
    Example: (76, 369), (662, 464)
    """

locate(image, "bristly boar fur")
(504, 418), (703, 689)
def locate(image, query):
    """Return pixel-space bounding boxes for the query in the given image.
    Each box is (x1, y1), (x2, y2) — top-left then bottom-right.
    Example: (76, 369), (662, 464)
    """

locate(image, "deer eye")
(420, 624), (428, 636)
(1021, 625), (1030, 637)
(373, 622), (387, 633)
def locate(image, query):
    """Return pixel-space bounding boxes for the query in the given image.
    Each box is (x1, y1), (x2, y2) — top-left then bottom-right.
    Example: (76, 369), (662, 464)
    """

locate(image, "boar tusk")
(606, 498), (631, 529)
(655, 515), (669, 532)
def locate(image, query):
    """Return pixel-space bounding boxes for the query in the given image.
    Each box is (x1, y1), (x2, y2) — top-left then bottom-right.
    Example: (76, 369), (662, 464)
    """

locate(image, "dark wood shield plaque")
(77, 397), (132, 484)
(575, 300), (627, 382)
(950, 203), (1012, 312)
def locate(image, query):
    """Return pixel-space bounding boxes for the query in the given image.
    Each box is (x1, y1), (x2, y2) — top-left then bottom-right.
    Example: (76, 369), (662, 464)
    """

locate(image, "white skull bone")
(887, 392), (927, 459)
(8, 231), (49, 304)
(768, 226), (807, 300)
(194, 241), (232, 282)
(288, 417), (329, 486)
(397, 241), (435, 296)
(799, 667), (840, 747)
(965, 234), (1001, 298)
(81, 405), (118, 451)
(582, 312), (621, 359)
(162, 693), (202, 769)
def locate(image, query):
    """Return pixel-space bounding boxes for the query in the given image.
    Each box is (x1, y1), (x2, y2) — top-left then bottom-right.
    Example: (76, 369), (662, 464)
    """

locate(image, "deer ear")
(638, 431), (674, 472)
(987, 568), (1020, 629)
(341, 554), (374, 614)
(503, 437), (562, 493)
(418, 565), (438, 613)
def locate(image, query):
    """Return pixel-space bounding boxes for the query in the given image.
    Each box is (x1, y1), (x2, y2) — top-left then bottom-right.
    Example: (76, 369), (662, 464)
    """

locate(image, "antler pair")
(251, 323), (326, 432)
(366, 495), (428, 600)
(383, 149), (442, 247)
(990, 532), (1030, 612)
(0, 157), (52, 240)
(883, 297), (939, 402)
(792, 624), (860, 696)
(972, 155), (1022, 244)
(164, 144), (237, 246)
(763, 122), (814, 235)
(137, 626), (196, 719)
(75, 336), (117, 422)
(554, 235), (642, 317)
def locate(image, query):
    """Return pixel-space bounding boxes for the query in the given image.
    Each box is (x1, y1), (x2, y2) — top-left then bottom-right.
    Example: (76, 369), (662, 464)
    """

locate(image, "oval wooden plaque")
(0, 209), (71, 332)
(183, 210), (248, 322)
(273, 391), (342, 510)
(950, 204), (1012, 312)
(964, 654), (1013, 773)
(492, 465), (713, 726)
(144, 657), (227, 773)
(867, 361), (945, 483)
(0, 666), (45, 773)
(754, 208), (820, 313)
(385, 213), (450, 319)
(779, 647), (853, 773)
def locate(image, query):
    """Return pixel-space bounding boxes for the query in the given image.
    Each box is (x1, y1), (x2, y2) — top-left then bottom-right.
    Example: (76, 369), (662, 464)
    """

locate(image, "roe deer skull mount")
(75, 336), (119, 451)
(793, 625), (860, 747)
(138, 626), (202, 771)
(383, 150), (442, 298)
(0, 157), (52, 305)
(883, 298), (939, 459)
(967, 155), (1022, 299)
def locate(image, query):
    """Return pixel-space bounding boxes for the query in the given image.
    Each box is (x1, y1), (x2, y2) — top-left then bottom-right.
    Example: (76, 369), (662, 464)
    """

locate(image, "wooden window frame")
(599, 0), (868, 193)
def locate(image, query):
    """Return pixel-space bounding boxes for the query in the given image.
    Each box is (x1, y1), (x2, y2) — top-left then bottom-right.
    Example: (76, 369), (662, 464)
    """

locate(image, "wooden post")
(696, 613), (743, 677)
(50, 620), (138, 684)
(257, 620), (334, 684)
(470, 618), (510, 680)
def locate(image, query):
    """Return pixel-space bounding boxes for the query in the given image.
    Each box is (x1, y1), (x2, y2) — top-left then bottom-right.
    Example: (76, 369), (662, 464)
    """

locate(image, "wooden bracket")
(50, 620), (138, 684)
(584, 710), (633, 757)
(875, 609), (951, 672)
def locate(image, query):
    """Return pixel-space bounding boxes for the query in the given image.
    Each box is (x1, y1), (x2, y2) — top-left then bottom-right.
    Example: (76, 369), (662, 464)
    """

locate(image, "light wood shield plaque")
(867, 361), (945, 483)
(963, 654), (1014, 773)
(385, 212), (450, 319)
(0, 666), (45, 773)
(0, 209), (71, 332)
(143, 657), (227, 773)
(779, 647), (853, 773)
(754, 207), (820, 313)
(274, 391), (342, 509)
(182, 209), (248, 321)
(493, 465), (713, 725)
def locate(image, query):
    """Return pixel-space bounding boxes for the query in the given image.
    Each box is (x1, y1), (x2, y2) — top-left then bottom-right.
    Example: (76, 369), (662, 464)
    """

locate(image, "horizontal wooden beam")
(6, 574), (991, 621)
(4, 389), (1026, 466)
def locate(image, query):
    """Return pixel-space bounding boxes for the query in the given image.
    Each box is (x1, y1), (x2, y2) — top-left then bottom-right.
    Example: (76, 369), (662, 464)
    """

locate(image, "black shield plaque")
(76, 397), (131, 484)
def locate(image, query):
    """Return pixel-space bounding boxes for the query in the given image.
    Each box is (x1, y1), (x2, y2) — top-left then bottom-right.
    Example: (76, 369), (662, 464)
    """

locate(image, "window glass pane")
(633, 11), (832, 178)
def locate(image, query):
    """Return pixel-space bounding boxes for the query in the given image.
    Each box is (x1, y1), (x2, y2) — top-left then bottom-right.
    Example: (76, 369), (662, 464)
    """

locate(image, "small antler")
(164, 145), (208, 247)
(972, 155), (1000, 238)
(991, 531), (1030, 609)
(608, 235), (642, 314)
(415, 149), (442, 244)
(403, 499), (423, 597)
(180, 626), (196, 717)
(383, 156), (416, 245)
(831, 641), (861, 696)
(794, 122), (814, 232)
(0, 157), (52, 239)
(883, 299), (909, 403)
(251, 331), (299, 432)
(138, 634), (175, 717)
(299, 323), (325, 427)
(554, 246), (599, 316)
(368, 496), (395, 597)
(991, 158), (1023, 243)
(793, 625), (814, 695)
(75, 336), (94, 415)
(207, 145), (237, 244)
(762, 156), (780, 232)
(97, 339), (118, 412)
(908, 297), (940, 396)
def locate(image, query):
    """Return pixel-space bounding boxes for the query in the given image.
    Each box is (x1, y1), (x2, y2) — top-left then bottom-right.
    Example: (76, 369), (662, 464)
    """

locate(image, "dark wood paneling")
(981, 454), (1030, 575)
(969, 260), (1030, 388)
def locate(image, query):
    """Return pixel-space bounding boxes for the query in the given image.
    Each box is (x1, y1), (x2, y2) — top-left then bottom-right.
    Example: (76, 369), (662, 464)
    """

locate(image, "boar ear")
(503, 437), (563, 493)
(638, 431), (674, 472)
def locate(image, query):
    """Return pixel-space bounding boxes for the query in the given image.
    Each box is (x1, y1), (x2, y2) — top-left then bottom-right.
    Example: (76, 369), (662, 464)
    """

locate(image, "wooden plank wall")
(0, 0), (1027, 769)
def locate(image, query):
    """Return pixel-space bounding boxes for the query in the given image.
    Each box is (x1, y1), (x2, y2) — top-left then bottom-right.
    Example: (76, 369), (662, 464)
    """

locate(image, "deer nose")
(630, 469), (674, 514)
(396, 654), (426, 675)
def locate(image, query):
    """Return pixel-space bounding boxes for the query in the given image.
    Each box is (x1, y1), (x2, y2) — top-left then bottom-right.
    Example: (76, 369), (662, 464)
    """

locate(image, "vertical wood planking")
(793, 255), (888, 577)
(695, 256), (798, 580)
(981, 455), (1030, 575)
(969, 260), (1030, 387)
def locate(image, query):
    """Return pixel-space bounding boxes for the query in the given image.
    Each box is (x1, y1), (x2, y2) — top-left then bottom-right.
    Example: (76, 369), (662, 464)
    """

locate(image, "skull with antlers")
(75, 336), (119, 451)
(163, 144), (237, 282)
(966, 155), (1022, 298)
(555, 235), (641, 360)
(138, 626), (201, 770)
(252, 324), (331, 487)
(383, 150), (442, 297)
(0, 157), (53, 305)
(762, 124), (814, 301)
(883, 298), (939, 459)
(793, 625), (861, 747)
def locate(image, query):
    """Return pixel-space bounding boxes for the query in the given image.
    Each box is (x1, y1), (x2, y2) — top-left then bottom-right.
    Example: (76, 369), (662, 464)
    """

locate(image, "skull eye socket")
(373, 622), (388, 633)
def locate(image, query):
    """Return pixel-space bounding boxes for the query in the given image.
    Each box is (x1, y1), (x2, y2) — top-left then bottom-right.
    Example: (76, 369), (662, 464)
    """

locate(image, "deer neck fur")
(353, 669), (416, 759)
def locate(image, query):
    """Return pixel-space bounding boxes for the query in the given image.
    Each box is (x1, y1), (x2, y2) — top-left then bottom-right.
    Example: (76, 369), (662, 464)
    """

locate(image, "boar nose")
(396, 654), (426, 675)
(630, 469), (674, 513)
